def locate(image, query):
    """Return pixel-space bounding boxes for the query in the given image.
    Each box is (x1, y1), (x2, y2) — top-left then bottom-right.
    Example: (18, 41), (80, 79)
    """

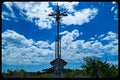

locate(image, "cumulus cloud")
(2, 29), (34, 47)
(13, 2), (53, 29)
(59, 30), (118, 63)
(62, 8), (98, 25)
(52, 2), (79, 12)
(60, 29), (80, 50)
(51, 2), (98, 26)
(2, 29), (118, 65)
(2, 30), (54, 65)
(2, 2), (98, 29)
(102, 31), (118, 41)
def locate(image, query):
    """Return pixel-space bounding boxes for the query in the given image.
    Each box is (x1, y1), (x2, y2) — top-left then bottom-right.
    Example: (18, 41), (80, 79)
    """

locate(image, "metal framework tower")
(49, 4), (67, 78)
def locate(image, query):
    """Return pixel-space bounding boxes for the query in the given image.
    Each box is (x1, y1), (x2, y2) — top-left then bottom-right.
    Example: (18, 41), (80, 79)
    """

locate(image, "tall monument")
(48, 4), (68, 78)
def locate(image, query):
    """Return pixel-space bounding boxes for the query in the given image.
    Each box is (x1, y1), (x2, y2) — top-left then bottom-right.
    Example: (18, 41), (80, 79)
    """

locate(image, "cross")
(48, 3), (68, 59)
(49, 3), (68, 77)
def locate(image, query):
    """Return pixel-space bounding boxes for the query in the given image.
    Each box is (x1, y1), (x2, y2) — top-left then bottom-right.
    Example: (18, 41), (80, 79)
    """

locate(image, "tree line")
(2, 56), (118, 78)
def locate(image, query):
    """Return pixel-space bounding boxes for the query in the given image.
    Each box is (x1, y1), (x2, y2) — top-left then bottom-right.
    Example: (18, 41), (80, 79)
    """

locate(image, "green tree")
(81, 56), (118, 78)
(81, 56), (101, 78)
(100, 64), (118, 78)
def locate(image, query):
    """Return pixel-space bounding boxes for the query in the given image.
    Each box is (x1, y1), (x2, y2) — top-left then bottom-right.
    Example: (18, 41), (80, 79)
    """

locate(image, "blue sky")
(2, 1), (118, 72)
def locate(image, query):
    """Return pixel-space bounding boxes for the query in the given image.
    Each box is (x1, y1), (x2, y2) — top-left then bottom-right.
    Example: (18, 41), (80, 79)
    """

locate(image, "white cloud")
(60, 29), (80, 50)
(62, 8), (98, 25)
(98, 34), (105, 38)
(112, 1), (117, 4)
(59, 30), (118, 63)
(2, 2), (98, 29)
(2, 29), (54, 65)
(52, 2), (79, 12)
(2, 11), (9, 16)
(102, 31), (118, 41)
(2, 29), (34, 47)
(90, 37), (95, 40)
(2, 2), (16, 19)
(111, 6), (115, 12)
(114, 9), (118, 14)
(111, 2), (118, 20)
(52, 2), (98, 26)
(2, 15), (10, 21)
(3, 2), (13, 12)
(59, 31), (69, 35)
(35, 41), (50, 48)
(1, 11), (10, 21)
(2, 29), (118, 66)
(60, 30), (100, 61)
(13, 2), (53, 29)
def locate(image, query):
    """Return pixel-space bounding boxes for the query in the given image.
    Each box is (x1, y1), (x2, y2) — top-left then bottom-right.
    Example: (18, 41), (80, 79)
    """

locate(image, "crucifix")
(49, 4), (68, 78)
